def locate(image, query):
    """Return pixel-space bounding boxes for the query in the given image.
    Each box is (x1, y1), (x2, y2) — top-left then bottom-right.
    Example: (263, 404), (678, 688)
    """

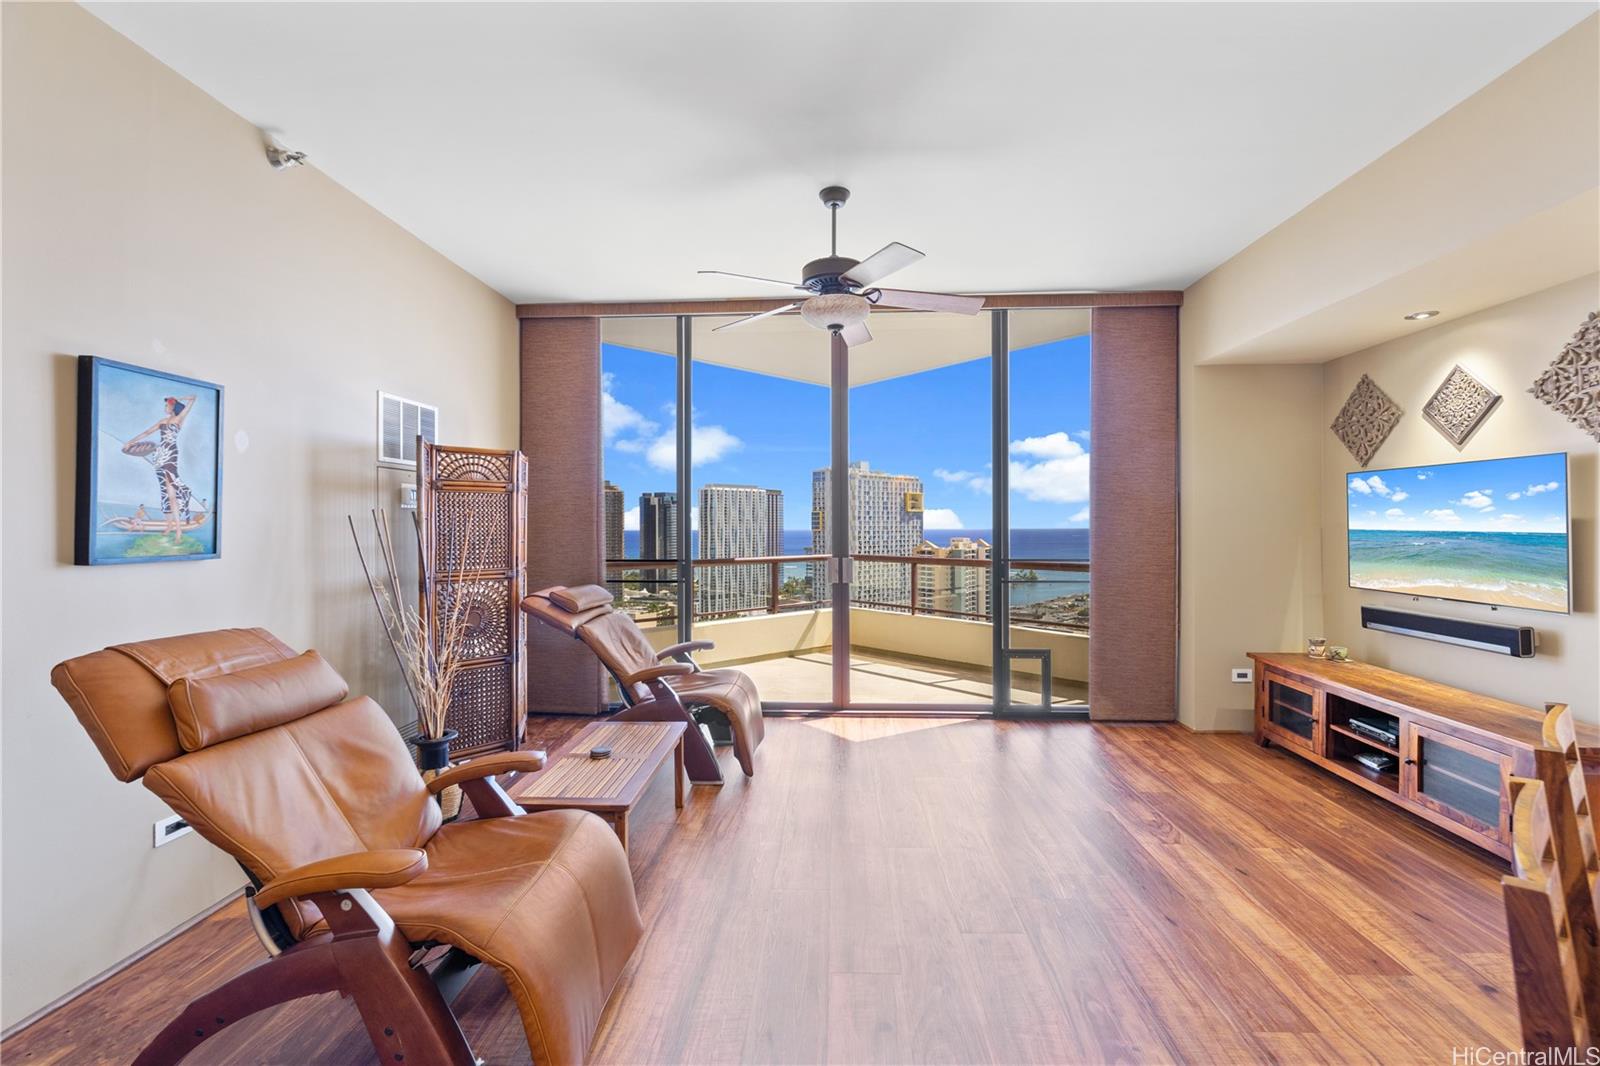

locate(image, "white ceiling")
(86, 2), (1593, 305)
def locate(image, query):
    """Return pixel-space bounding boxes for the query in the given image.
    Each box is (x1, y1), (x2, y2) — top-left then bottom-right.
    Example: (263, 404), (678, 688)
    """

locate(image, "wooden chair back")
(1535, 703), (1600, 1029)
(1502, 776), (1592, 1053)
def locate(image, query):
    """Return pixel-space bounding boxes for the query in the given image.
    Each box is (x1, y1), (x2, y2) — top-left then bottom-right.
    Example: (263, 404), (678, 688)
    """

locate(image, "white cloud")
(1348, 478), (1372, 495)
(1525, 481), (1560, 496)
(1068, 507), (1090, 525)
(1010, 432), (1082, 460)
(1455, 490), (1494, 511)
(601, 374), (658, 443)
(1424, 508), (1461, 522)
(1009, 434), (1090, 504)
(1496, 513), (1523, 522)
(1389, 490), (1408, 503)
(638, 422), (743, 472)
(622, 506), (639, 532)
(1365, 475), (1391, 497)
(1417, 471), (1433, 480)
(930, 467), (997, 495)
(1072, 430), (1091, 442)
(1384, 507), (1406, 518)
(922, 507), (963, 528)
(1506, 492), (1522, 500)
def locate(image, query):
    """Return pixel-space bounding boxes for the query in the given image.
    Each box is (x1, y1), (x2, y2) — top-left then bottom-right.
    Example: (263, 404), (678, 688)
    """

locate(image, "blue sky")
(601, 332), (1091, 532)
(1347, 452), (1567, 534)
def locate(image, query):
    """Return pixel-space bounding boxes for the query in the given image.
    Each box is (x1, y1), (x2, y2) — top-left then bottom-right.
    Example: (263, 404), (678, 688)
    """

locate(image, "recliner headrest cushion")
(168, 650), (350, 751)
(52, 627), (299, 781)
(547, 584), (614, 613)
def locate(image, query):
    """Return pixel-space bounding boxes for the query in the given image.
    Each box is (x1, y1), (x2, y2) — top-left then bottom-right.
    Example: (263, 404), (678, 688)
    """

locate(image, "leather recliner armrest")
(622, 662), (695, 686)
(254, 849), (427, 909)
(425, 751), (547, 794)
(656, 640), (714, 662)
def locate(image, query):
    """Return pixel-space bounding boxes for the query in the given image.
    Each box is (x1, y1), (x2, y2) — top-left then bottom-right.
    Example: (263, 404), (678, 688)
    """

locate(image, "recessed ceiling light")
(1404, 310), (1440, 321)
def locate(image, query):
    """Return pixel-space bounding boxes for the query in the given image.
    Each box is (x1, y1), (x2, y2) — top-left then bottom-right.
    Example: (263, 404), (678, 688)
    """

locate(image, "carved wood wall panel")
(1330, 373), (1402, 468)
(419, 442), (529, 756)
(1528, 310), (1600, 444)
(1422, 364), (1500, 447)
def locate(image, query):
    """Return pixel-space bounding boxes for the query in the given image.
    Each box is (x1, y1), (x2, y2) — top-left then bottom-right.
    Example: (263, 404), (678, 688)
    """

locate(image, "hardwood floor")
(2, 717), (1520, 1065)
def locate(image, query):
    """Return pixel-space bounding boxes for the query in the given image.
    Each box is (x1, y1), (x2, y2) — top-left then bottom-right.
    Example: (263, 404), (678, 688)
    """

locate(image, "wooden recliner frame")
(133, 765), (532, 1066)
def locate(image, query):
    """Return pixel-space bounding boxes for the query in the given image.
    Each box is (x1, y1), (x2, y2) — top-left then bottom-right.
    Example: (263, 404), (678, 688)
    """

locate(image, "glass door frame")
(665, 310), (1088, 719)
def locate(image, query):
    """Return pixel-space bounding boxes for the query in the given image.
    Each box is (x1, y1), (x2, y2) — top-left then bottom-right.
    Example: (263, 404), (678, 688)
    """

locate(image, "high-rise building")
(697, 484), (780, 617)
(638, 491), (678, 584)
(765, 488), (785, 557)
(602, 481), (625, 562)
(915, 536), (991, 618)
(810, 461), (924, 607)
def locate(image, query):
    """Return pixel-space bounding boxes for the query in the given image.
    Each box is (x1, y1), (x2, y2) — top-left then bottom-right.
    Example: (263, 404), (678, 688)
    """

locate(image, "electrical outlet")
(1230, 667), (1253, 684)
(153, 814), (193, 848)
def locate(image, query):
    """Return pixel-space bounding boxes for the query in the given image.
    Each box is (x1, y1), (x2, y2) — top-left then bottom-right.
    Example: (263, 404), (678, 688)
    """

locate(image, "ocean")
(1348, 529), (1568, 612)
(620, 527), (1090, 604)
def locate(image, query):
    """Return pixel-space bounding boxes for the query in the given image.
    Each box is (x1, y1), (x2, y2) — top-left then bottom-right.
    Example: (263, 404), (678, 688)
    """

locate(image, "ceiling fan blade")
(698, 270), (806, 291)
(710, 303), (799, 333)
(869, 289), (986, 315)
(841, 242), (924, 288)
(840, 320), (873, 347)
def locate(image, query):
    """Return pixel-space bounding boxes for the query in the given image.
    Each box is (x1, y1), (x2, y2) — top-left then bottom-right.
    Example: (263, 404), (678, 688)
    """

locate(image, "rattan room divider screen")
(418, 441), (530, 756)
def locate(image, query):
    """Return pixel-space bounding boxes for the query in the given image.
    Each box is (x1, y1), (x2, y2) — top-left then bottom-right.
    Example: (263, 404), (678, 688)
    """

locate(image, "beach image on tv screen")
(1347, 452), (1568, 613)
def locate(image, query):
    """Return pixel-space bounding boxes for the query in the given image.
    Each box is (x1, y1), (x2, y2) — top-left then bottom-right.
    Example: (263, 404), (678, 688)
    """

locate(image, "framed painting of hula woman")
(74, 357), (223, 565)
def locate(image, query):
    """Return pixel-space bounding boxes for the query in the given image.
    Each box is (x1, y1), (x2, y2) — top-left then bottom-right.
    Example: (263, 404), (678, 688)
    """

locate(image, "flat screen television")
(1347, 451), (1570, 614)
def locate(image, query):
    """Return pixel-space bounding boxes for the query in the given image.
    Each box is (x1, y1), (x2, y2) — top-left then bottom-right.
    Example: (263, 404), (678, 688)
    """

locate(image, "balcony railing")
(604, 554), (1089, 632)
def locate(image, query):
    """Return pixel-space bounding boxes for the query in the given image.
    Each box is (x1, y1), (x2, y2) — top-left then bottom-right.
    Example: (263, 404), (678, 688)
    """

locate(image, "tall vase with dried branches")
(350, 508), (484, 818)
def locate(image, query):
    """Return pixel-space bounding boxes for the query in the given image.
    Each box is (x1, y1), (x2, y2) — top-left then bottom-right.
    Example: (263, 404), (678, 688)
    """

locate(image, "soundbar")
(1360, 605), (1535, 657)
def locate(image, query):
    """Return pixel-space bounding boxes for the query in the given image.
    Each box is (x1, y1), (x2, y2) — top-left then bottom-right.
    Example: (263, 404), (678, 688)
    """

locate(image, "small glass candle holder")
(1327, 645), (1350, 662)
(1307, 638), (1328, 659)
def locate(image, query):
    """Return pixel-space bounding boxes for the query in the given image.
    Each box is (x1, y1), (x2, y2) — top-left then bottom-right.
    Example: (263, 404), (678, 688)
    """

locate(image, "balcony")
(605, 554), (1088, 707)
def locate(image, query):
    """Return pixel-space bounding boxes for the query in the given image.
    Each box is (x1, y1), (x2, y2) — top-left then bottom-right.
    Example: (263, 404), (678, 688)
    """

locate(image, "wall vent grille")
(378, 392), (438, 468)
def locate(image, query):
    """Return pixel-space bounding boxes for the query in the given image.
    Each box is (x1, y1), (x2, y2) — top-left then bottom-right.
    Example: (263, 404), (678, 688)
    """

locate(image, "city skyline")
(599, 330), (1092, 535)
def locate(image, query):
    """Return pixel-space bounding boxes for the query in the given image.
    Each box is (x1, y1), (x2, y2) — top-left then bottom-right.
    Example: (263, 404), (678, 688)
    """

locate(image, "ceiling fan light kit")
(800, 293), (870, 332)
(700, 186), (985, 345)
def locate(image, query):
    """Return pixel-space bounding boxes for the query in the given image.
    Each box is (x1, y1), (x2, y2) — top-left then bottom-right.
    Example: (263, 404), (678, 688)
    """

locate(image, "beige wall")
(1, 3), (517, 1029)
(1177, 357), (1325, 731)
(1321, 275), (1599, 723)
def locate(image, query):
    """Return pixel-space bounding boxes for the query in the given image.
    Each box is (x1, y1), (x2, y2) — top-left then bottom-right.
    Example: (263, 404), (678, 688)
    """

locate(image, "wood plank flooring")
(2, 717), (1520, 1065)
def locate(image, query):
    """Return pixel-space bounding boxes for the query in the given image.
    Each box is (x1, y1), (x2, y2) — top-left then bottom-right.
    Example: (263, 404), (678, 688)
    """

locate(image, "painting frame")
(74, 356), (224, 566)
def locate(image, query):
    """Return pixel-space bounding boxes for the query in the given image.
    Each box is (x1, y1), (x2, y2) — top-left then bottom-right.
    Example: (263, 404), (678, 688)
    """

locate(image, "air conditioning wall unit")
(377, 391), (438, 468)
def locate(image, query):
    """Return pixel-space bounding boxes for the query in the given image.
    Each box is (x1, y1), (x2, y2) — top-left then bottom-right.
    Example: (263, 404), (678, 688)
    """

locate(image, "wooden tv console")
(1248, 652), (1600, 860)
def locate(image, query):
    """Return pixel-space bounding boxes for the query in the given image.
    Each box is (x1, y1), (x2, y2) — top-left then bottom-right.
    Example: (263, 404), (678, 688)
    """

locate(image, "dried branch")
(350, 504), (488, 740)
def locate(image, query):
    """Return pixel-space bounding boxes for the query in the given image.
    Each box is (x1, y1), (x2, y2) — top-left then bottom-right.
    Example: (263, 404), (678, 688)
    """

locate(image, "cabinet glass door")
(1263, 677), (1318, 750)
(1406, 725), (1510, 841)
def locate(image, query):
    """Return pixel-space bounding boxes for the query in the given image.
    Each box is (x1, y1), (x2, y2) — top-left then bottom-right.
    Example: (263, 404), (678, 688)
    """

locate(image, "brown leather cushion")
(168, 650), (350, 751)
(548, 584), (614, 613)
(51, 627), (297, 782)
(145, 695), (440, 937)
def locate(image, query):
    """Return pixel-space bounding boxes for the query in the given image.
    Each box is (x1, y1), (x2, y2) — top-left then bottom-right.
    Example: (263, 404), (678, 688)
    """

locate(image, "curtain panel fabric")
(1088, 306), (1179, 720)
(520, 316), (607, 714)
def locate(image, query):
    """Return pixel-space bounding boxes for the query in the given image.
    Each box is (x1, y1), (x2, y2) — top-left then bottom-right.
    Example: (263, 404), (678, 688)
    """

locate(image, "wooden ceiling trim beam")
(514, 290), (1183, 319)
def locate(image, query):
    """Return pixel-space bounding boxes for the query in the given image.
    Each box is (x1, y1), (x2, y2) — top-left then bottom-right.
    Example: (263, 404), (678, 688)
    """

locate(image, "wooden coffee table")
(507, 721), (686, 851)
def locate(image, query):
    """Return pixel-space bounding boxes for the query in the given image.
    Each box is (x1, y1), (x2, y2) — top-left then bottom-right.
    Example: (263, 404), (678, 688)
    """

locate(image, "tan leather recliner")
(51, 627), (641, 1066)
(523, 585), (764, 781)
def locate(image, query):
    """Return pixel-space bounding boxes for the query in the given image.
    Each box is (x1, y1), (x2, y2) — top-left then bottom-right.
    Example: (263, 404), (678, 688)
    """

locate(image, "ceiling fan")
(699, 186), (985, 346)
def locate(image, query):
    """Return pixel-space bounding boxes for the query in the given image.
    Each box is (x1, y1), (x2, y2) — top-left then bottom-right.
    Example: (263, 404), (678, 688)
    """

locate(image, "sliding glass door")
(843, 311), (994, 709)
(599, 308), (1091, 714)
